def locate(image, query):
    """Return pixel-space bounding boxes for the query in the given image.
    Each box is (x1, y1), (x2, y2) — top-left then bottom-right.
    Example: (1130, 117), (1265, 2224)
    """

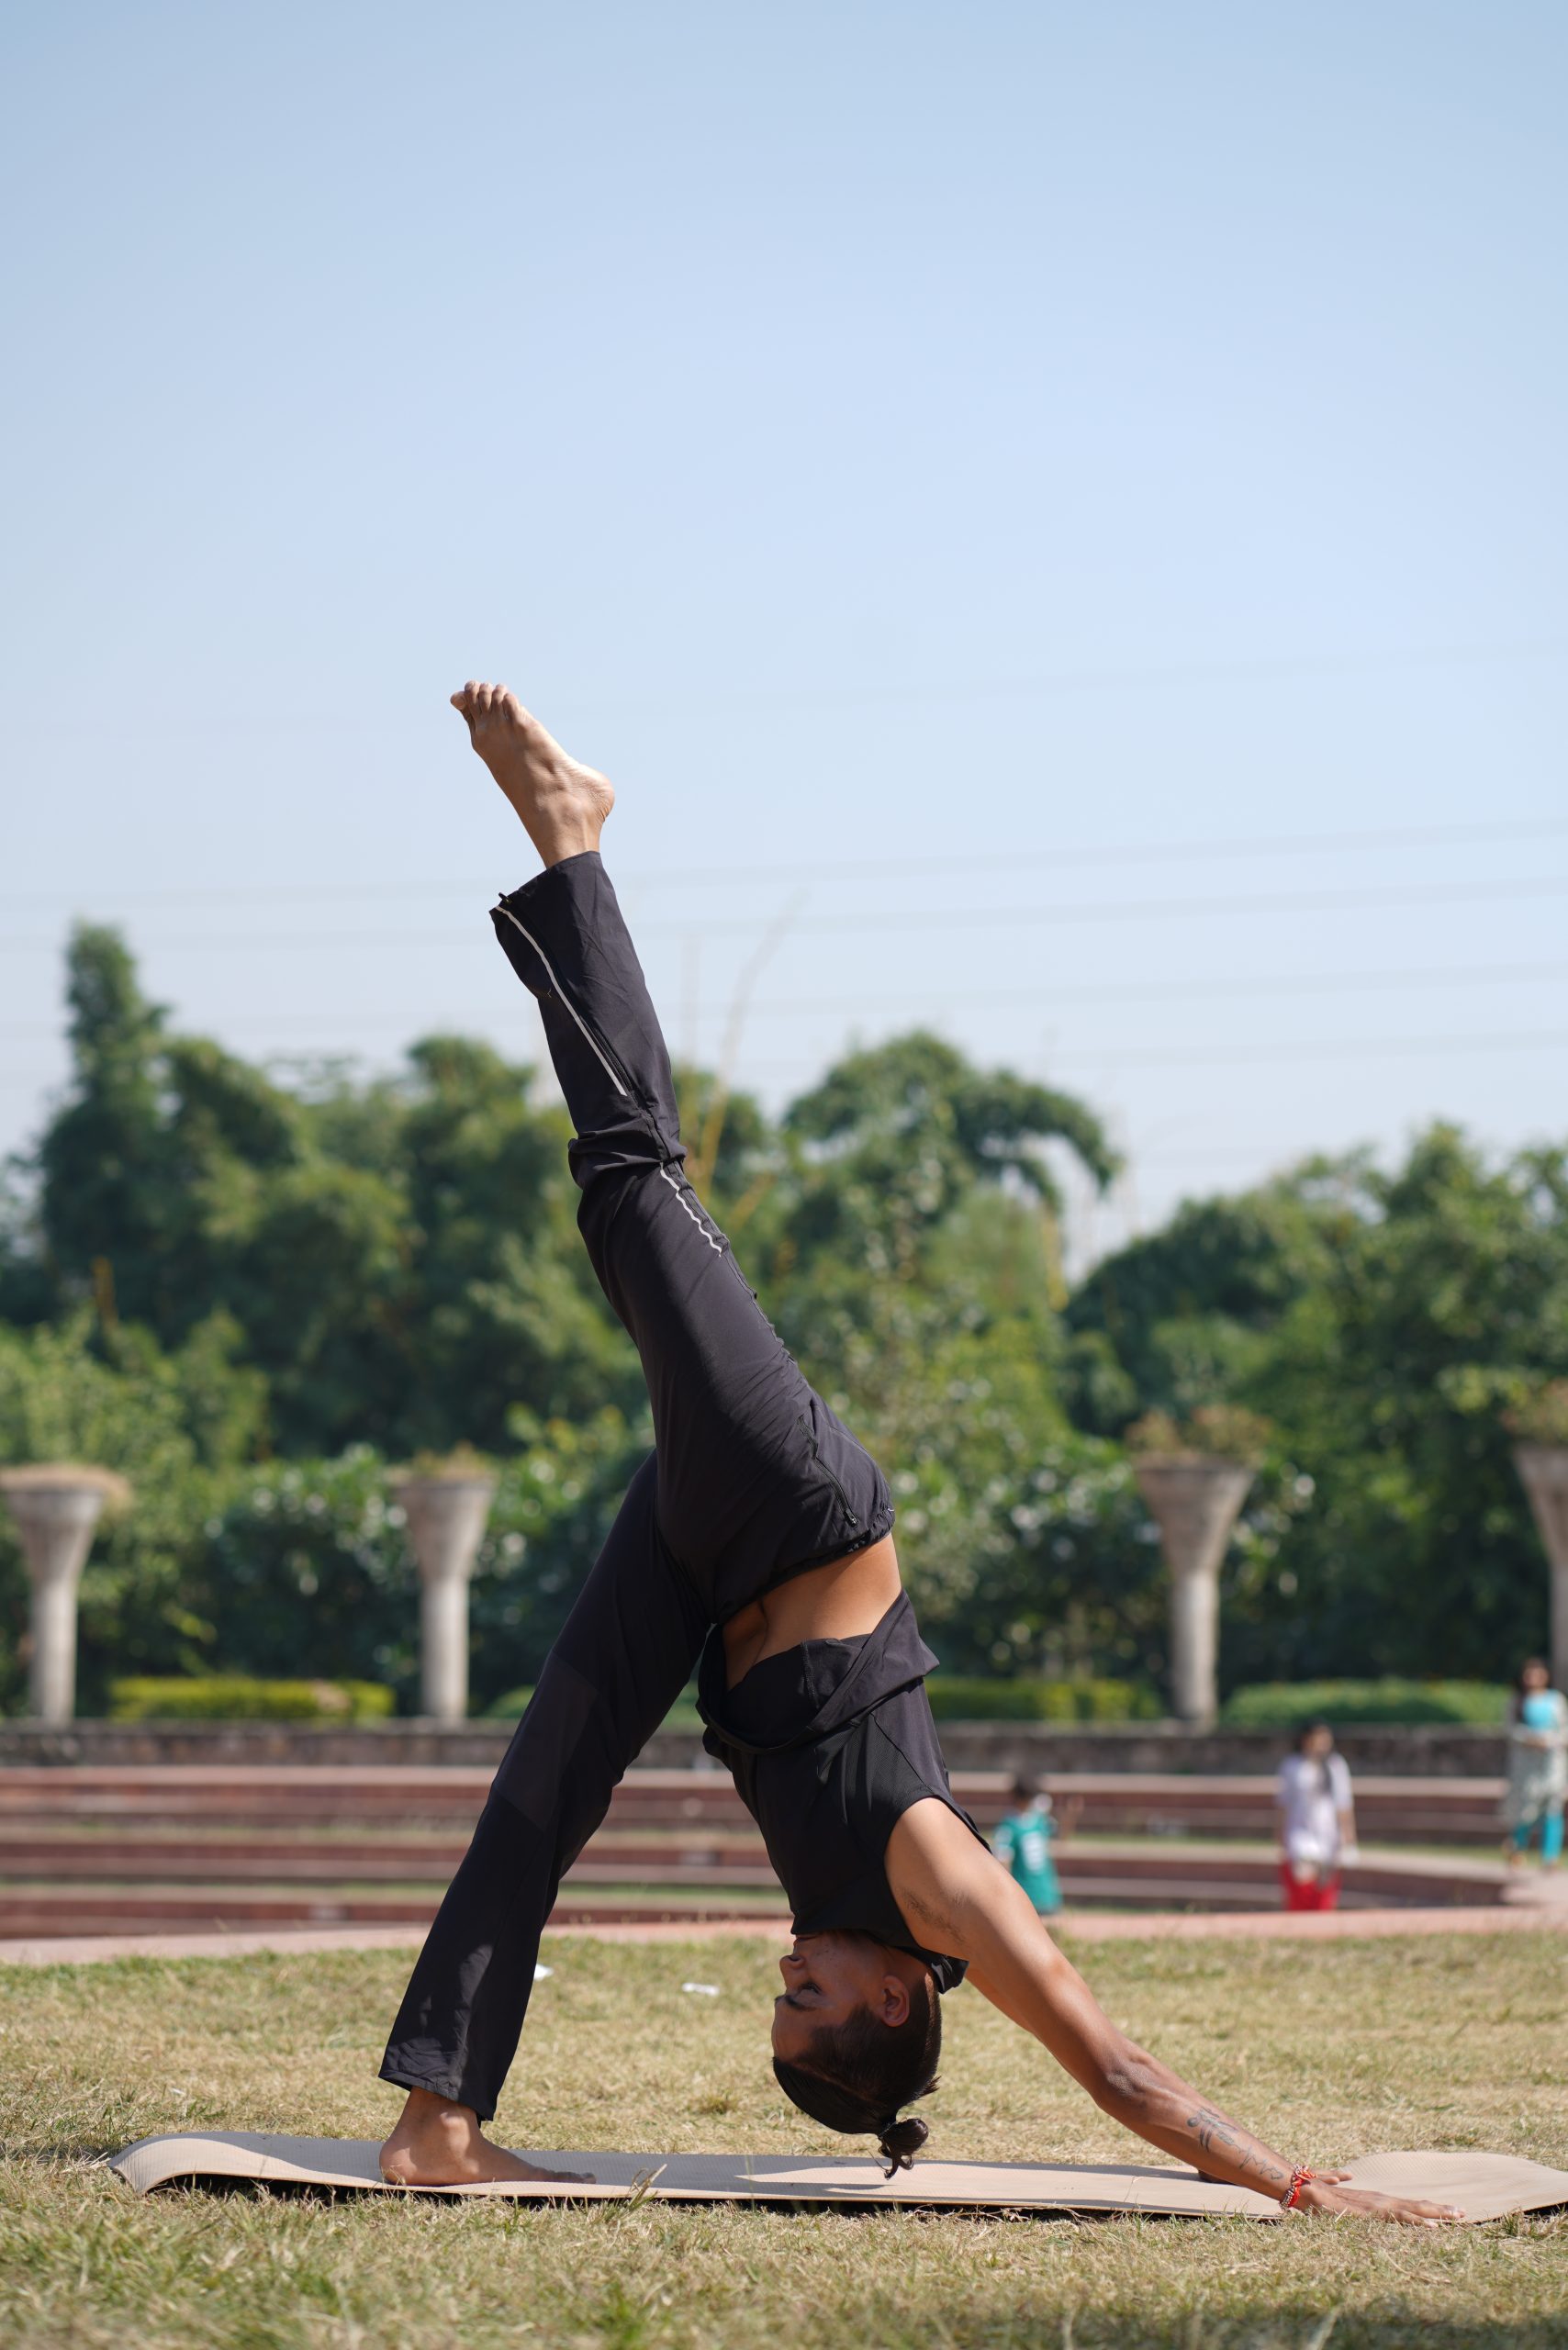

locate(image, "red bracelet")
(1281, 2166), (1316, 2210)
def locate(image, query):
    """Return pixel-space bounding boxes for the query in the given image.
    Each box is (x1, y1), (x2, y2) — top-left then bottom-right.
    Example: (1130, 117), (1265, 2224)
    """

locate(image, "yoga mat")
(107, 2134), (1568, 2221)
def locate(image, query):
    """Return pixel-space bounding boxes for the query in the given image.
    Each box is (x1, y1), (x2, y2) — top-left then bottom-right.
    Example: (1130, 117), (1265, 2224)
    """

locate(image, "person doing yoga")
(378, 684), (1461, 2227)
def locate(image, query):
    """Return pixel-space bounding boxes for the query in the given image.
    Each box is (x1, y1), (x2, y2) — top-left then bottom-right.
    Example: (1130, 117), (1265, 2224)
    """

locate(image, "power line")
(1047, 1028), (1568, 1070)
(3, 1025), (1565, 1092)
(4, 813), (1568, 912)
(643, 872), (1568, 941)
(528, 1026), (1568, 1078)
(5, 629), (1563, 754)
(5, 955), (1567, 1046)
(8, 868), (1568, 953)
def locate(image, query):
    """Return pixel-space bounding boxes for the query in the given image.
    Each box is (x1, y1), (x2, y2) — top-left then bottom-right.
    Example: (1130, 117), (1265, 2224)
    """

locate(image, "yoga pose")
(378, 685), (1460, 2227)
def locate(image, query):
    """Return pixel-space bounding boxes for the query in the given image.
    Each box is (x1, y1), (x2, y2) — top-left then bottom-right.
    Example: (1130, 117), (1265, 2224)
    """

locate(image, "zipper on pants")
(494, 904), (637, 1101)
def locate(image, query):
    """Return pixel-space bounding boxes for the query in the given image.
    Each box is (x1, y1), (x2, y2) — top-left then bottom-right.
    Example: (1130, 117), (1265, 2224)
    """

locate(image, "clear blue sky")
(3, 2), (1564, 1258)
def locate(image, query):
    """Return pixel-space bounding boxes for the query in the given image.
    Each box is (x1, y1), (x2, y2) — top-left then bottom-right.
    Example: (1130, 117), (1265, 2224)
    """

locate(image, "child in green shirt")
(991, 1774), (1065, 1915)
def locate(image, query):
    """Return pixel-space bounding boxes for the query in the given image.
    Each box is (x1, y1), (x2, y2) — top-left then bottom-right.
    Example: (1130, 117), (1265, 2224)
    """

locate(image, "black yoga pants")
(379, 852), (891, 2121)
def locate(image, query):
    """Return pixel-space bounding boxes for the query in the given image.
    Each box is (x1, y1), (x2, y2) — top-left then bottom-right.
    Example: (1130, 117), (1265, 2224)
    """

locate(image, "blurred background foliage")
(0, 923), (1565, 1713)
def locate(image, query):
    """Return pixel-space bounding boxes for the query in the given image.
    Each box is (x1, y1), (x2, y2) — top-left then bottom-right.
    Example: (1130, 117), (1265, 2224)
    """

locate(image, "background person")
(1503, 1658), (1567, 1869)
(991, 1775), (1077, 1917)
(1275, 1720), (1358, 1912)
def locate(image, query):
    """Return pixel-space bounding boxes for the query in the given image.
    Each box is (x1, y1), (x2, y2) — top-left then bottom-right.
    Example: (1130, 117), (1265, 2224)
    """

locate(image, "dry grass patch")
(2, 1928), (1565, 2348)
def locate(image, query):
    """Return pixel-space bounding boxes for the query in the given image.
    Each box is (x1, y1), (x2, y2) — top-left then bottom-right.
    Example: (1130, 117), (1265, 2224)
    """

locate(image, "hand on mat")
(1293, 2177), (1464, 2227)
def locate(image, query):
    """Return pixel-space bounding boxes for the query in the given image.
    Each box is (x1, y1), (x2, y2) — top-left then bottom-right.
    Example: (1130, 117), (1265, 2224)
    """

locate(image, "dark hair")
(1293, 1717), (1333, 1795)
(773, 1972), (942, 2177)
(1512, 1658), (1552, 1723)
(1010, 1774), (1041, 1807)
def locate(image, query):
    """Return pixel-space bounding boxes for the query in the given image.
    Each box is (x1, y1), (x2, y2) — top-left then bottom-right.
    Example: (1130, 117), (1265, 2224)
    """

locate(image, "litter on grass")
(680, 1982), (721, 1997)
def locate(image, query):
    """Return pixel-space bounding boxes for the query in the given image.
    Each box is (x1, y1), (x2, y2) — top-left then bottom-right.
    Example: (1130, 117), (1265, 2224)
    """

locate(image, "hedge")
(485, 1680), (1160, 1729)
(1220, 1678), (1510, 1729)
(483, 1685), (706, 1731)
(107, 1675), (395, 1723)
(925, 1676), (1160, 1723)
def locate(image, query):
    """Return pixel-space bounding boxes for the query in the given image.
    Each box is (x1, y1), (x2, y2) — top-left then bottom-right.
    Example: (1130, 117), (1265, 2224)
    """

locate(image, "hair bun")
(876, 2114), (930, 2177)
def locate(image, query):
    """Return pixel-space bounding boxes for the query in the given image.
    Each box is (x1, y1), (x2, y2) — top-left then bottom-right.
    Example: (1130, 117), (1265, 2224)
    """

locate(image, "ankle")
(531, 811), (602, 867)
(394, 2089), (477, 2138)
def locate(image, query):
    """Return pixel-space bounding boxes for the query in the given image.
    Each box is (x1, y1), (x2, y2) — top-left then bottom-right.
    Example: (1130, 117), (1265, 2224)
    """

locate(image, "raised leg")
(466, 688), (890, 1624)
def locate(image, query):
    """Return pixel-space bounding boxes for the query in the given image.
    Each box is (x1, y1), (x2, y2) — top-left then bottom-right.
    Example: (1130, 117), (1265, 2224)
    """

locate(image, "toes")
(450, 678), (549, 749)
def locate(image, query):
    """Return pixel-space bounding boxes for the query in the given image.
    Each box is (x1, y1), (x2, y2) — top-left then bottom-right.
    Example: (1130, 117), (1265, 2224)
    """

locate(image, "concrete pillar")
(0, 1465), (131, 1723)
(392, 1472), (497, 1722)
(1513, 1444), (1568, 1694)
(1132, 1456), (1254, 1728)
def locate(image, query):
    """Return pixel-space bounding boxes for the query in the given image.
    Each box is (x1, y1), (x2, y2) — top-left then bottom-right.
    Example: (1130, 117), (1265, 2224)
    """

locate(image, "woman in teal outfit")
(1504, 1658), (1567, 1868)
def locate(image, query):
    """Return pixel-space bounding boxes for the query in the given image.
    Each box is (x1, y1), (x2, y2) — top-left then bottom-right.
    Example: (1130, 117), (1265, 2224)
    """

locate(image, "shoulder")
(885, 1795), (1014, 1964)
(1328, 1751), (1352, 1793)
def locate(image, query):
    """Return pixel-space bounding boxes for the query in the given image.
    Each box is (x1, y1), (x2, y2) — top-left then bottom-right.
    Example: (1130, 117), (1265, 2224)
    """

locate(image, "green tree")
(1, 928), (641, 1458)
(770, 1030), (1116, 1290)
(1068, 1127), (1568, 1686)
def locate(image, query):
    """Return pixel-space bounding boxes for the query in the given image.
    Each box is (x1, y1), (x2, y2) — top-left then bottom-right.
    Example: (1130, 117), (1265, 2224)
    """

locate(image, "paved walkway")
(3, 1899), (1565, 1968)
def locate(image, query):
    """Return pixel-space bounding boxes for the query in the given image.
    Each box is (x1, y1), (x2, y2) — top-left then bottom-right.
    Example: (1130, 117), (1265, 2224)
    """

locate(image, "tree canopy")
(1070, 1130), (1568, 1683)
(1, 922), (1564, 1709)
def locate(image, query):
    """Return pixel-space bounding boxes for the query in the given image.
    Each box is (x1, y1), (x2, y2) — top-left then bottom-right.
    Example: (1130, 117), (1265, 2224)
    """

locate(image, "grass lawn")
(2, 1928), (1565, 2349)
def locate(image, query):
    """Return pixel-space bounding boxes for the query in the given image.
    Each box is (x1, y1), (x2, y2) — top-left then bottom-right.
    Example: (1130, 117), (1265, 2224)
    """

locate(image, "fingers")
(1394, 2198), (1465, 2227)
(1305, 2187), (1464, 2226)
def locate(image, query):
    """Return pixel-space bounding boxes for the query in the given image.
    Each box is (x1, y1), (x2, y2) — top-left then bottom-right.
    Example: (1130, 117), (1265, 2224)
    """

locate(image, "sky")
(3, 1), (1565, 1267)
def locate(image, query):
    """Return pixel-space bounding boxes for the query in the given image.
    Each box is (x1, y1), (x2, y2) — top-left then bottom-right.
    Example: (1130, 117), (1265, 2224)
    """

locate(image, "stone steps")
(0, 1763), (1509, 1840)
(0, 1762), (1530, 1938)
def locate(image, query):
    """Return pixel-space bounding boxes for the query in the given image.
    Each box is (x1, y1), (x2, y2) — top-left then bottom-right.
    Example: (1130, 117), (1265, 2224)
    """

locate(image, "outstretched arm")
(885, 1800), (1461, 2225)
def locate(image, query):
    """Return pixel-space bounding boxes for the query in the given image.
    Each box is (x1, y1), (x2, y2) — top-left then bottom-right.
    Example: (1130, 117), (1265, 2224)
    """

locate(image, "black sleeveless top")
(696, 1592), (986, 1989)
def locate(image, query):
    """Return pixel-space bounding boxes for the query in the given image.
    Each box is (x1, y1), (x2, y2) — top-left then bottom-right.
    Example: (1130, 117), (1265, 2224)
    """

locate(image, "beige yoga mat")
(107, 2135), (1568, 2221)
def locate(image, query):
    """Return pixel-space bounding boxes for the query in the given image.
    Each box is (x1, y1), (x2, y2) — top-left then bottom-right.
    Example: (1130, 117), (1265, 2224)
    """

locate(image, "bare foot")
(379, 2088), (591, 2188)
(452, 681), (614, 867)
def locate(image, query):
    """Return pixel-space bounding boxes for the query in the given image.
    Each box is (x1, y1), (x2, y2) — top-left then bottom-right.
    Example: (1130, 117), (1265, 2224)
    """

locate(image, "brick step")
(0, 1855), (1511, 1933)
(0, 1765), (1507, 1841)
(8, 1875), (1507, 1940)
(0, 1860), (788, 1892)
(0, 1834), (774, 1877)
(0, 1892), (788, 1937)
(0, 1835), (1508, 1904)
(0, 1881), (1292, 1935)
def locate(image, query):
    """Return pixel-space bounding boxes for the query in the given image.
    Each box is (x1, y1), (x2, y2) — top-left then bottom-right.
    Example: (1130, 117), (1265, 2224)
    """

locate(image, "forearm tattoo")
(1185, 2107), (1290, 2190)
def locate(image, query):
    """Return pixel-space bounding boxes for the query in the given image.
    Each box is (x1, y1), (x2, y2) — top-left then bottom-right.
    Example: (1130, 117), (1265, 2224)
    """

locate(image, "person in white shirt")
(1275, 1720), (1358, 1911)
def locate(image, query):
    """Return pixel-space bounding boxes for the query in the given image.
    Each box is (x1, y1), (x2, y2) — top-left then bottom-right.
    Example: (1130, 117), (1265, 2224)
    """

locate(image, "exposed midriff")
(720, 1531), (902, 1690)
